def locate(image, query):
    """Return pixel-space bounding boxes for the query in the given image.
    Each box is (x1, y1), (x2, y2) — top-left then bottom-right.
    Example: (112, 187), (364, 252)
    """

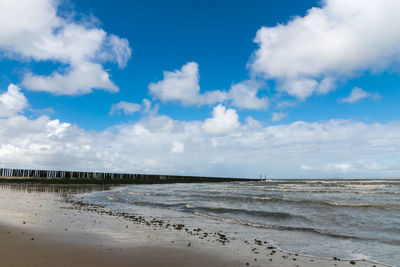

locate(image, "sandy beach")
(0, 224), (234, 267)
(0, 184), (387, 267)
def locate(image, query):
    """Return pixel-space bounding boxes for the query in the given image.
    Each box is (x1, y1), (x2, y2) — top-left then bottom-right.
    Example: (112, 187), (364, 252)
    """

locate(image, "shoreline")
(67, 195), (390, 267)
(0, 183), (390, 267)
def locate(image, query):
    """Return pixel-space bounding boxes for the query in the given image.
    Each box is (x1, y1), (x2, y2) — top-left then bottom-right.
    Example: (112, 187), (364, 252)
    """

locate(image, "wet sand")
(0, 224), (233, 267)
(0, 184), (387, 267)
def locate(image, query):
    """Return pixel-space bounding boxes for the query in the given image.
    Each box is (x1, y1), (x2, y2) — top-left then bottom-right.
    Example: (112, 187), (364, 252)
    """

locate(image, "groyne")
(0, 168), (254, 184)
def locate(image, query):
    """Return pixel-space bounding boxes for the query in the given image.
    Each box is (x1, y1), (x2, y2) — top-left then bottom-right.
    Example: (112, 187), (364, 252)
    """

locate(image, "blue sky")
(0, 0), (400, 178)
(1, 0), (319, 129)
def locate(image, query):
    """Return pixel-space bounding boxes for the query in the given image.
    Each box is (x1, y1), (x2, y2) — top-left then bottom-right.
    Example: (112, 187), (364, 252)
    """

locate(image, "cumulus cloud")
(148, 62), (227, 106)
(339, 87), (380, 103)
(0, 0), (131, 95)
(23, 62), (119, 95)
(1, 86), (400, 178)
(323, 163), (355, 172)
(170, 140), (184, 154)
(250, 0), (400, 100)
(276, 101), (298, 109)
(0, 84), (28, 117)
(2, 112), (400, 178)
(149, 62), (268, 109)
(100, 34), (132, 69)
(272, 112), (288, 122)
(149, 62), (204, 105)
(202, 104), (240, 135)
(110, 101), (141, 115)
(303, 160), (400, 174)
(228, 80), (268, 110)
(245, 116), (262, 129)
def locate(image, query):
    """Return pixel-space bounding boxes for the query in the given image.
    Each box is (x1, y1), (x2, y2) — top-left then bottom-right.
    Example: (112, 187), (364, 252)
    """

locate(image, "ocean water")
(76, 179), (400, 266)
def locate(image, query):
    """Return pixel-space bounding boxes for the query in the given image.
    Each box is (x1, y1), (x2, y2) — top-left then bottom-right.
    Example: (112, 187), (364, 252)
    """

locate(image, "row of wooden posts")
(0, 168), (172, 180)
(0, 168), (248, 182)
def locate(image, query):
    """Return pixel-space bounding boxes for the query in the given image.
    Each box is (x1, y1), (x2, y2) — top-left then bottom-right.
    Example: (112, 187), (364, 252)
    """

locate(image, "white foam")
(252, 196), (272, 200)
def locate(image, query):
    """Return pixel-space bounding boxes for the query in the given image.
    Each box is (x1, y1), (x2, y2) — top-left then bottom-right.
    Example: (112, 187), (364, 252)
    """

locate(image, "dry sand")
(0, 184), (388, 267)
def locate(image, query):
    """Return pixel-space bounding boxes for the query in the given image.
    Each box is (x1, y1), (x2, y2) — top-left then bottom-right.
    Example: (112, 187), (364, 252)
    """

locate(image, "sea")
(75, 179), (400, 266)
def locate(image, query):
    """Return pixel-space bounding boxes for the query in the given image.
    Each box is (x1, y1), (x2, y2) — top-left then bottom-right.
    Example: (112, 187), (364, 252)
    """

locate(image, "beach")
(0, 224), (233, 267)
(0, 183), (391, 267)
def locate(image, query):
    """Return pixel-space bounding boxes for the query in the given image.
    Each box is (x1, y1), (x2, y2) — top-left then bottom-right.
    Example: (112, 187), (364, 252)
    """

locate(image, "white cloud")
(317, 77), (336, 94)
(100, 34), (132, 69)
(2, 112), (400, 178)
(0, 84), (28, 117)
(148, 62), (227, 106)
(1, 86), (400, 178)
(170, 140), (184, 154)
(149, 62), (268, 109)
(339, 87), (380, 103)
(245, 116), (262, 129)
(250, 0), (400, 100)
(0, 0), (131, 95)
(228, 80), (268, 110)
(23, 62), (118, 95)
(300, 165), (315, 171)
(110, 101), (141, 115)
(202, 104), (240, 135)
(149, 62), (204, 105)
(142, 99), (152, 114)
(275, 100), (298, 109)
(280, 79), (318, 101)
(324, 163), (355, 172)
(304, 160), (400, 174)
(272, 112), (287, 122)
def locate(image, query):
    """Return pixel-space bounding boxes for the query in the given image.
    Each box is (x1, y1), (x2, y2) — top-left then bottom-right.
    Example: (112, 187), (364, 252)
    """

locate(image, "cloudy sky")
(1, 0), (400, 178)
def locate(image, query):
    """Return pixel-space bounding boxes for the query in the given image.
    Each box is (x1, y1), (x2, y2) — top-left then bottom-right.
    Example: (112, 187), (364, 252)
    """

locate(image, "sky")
(0, 0), (400, 178)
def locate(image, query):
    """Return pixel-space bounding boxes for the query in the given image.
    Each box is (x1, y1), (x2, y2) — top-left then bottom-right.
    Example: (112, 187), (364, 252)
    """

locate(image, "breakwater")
(0, 168), (253, 184)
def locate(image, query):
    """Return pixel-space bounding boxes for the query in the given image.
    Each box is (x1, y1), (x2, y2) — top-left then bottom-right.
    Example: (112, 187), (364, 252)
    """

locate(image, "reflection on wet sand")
(0, 184), (113, 195)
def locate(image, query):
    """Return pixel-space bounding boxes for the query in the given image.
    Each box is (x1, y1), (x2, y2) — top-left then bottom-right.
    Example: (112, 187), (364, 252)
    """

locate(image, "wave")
(184, 193), (254, 202)
(193, 211), (399, 245)
(193, 211), (338, 236)
(263, 188), (346, 193)
(384, 228), (400, 233)
(342, 184), (391, 190)
(355, 191), (400, 195)
(265, 182), (398, 193)
(108, 191), (399, 212)
(249, 196), (399, 210)
(185, 204), (301, 220)
(324, 201), (400, 210)
(278, 198), (400, 210)
(105, 196), (185, 209)
(131, 200), (185, 208)
(252, 196), (273, 201)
